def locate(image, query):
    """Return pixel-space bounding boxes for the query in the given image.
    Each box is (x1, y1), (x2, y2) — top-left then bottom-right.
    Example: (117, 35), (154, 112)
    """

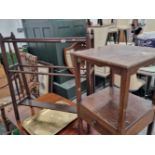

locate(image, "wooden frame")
(64, 42), (86, 74)
(0, 33), (91, 134)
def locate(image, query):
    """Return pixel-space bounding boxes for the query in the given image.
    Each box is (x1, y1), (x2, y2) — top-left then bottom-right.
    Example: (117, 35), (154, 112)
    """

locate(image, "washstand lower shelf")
(79, 87), (154, 134)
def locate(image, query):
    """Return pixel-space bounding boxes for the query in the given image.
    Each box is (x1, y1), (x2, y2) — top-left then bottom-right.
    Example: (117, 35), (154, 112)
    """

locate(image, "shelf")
(79, 87), (154, 134)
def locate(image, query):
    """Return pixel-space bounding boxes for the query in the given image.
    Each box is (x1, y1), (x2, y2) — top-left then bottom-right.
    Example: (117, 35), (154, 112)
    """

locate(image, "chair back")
(102, 19), (112, 25)
(64, 42), (86, 74)
(93, 27), (110, 76)
(94, 27), (108, 48)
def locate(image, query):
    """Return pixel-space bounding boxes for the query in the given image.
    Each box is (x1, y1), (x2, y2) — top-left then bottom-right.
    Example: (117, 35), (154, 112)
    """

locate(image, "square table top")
(72, 45), (155, 69)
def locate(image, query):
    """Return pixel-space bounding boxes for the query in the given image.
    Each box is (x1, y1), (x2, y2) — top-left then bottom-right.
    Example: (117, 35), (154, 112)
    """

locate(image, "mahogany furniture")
(0, 33), (90, 135)
(72, 45), (155, 135)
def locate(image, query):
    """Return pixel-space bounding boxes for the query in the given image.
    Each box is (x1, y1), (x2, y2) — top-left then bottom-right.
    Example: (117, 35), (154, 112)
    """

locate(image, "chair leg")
(147, 113), (155, 135)
(78, 118), (85, 135)
(118, 30), (120, 44)
(147, 121), (154, 135)
(1, 108), (10, 133)
(124, 30), (128, 45)
(106, 33), (110, 45)
(79, 120), (90, 135)
(103, 78), (106, 88)
(86, 123), (91, 134)
(113, 32), (117, 44)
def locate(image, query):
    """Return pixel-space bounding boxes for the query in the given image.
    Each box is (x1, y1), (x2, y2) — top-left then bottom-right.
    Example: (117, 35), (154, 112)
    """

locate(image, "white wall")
(0, 19), (26, 51)
(143, 19), (155, 32)
(117, 19), (130, 26)
(0, 19), (25, 38)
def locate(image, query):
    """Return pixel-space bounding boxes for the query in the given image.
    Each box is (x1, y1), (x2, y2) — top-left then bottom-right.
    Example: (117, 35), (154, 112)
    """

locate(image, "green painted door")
(22, 19), (86, 84)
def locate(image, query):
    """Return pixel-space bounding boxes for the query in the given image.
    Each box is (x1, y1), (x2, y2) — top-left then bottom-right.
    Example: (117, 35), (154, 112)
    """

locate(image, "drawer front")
(79, 105), (117, 134)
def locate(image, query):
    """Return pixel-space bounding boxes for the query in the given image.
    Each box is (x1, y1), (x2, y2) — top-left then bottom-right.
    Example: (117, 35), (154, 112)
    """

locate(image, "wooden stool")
(118, 26), (130, 44)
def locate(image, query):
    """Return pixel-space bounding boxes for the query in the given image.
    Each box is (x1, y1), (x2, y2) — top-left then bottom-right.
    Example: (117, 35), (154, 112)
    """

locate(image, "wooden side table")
(72, 45), (155, 135)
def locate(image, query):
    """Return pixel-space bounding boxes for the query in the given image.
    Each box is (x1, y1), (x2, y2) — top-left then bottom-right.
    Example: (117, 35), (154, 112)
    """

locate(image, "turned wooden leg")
(1, 108), (10, 133)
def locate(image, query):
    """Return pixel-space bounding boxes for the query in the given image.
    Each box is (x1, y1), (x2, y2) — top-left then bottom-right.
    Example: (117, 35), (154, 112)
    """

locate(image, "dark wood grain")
(73, 45), (155, 135)
(79, 87), (154, 134)
(72, 45), (155, 69)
